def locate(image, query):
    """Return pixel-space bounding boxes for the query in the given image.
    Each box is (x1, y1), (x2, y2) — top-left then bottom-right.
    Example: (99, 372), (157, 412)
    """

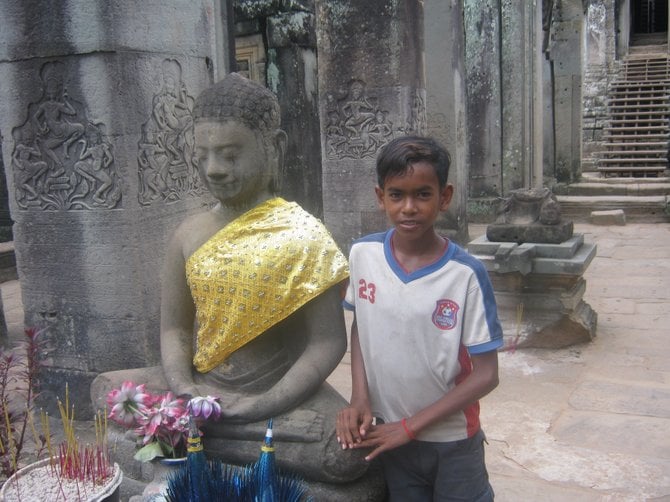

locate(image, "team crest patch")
(432, 299), (459, 330)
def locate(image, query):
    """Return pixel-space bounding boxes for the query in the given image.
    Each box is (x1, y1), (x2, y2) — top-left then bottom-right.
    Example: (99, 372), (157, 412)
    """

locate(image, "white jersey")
(344, 230), (503, 442)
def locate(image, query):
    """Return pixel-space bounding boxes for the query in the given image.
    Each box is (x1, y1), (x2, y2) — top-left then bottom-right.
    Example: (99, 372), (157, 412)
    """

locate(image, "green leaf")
(133, 441), (164, 462)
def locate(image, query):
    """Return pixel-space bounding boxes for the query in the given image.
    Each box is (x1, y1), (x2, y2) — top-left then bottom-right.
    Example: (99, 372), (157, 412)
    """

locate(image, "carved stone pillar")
(316, 0), (425, 250)
(464, 0), (503, 222)
(0, 1), (228, 417)
(266, 9), (324, 218)
(425, 0), (470, 245)
(547, 0), (583, 183)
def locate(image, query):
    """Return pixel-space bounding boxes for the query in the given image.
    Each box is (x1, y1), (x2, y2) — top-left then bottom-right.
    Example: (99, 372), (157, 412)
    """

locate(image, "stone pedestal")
(468, 233), (598, 349)
(0, 0), (227, 418)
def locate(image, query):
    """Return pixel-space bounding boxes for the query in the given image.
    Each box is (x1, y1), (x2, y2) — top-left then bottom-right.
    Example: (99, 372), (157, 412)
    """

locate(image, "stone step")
(604, 141), (669, 148)
(609, 86), (670, 94)
(555, 194), (669, 223)
(607, 94), (670, 104)
(554, 180), (670, 196)
(599, 157), (667, 163)
(608, 110), (669, 117)
(623, 72), (670, 81)
(604, 125), (669, 132)
(608, 102), (669, 109)
(603, 133), (670, 140)
(611, 81), (670, 88)
(608, 117), (668, 124)
(602, 149), (668, 156)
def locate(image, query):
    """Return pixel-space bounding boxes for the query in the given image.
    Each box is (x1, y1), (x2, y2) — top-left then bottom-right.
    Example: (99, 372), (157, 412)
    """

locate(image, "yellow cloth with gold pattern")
(186, 197), (349, 373)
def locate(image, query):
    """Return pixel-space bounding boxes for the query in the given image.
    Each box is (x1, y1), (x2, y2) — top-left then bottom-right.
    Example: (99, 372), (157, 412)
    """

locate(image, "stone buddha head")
(192, 73), (287, 206)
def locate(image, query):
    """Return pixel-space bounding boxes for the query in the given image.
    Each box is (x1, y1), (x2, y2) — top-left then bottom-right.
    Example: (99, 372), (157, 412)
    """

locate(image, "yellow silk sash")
(186, 198), (349, 373)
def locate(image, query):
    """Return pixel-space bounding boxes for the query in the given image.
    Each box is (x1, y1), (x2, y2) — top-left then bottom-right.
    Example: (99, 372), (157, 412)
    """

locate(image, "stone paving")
(2, 221), (669, 500)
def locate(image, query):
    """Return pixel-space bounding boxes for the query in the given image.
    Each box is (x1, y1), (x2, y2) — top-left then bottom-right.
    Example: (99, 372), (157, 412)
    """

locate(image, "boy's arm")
(337, 317), (374, 449)
(357, 349), (499, 461)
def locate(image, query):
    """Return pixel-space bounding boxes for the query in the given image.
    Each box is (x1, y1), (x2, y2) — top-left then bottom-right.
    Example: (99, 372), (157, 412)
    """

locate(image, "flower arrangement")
(106, 381), (221, 462)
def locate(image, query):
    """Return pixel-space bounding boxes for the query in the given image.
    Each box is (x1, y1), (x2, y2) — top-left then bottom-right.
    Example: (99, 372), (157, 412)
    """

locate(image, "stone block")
(493, 276), (587, 313)
(590, 209), (626, 225)
(531, 234), (584, 259)
(500, 300), (597, 350)
(486, 221), (574, 244)
(468, 235), (597, 276)
(533, 242), (597, 275)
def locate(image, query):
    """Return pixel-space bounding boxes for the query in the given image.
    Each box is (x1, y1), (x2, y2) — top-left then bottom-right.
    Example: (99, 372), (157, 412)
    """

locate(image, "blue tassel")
(255, 418), (278, 501)
(186, 414), (208, 501)
(165, 416), (311, 501)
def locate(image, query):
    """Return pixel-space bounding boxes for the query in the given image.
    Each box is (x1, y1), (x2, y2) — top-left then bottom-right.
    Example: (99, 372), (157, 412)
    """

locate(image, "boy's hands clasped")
(336, 405), (413, 462)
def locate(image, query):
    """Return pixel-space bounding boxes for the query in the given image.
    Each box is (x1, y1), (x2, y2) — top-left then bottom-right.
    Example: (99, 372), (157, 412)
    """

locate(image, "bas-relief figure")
(324, 79), (394, 159)
(324, 78), (425, 160)
(11, 61), (122, 210)
(137, 59), (204, 205)
(92, 73), (369, 487)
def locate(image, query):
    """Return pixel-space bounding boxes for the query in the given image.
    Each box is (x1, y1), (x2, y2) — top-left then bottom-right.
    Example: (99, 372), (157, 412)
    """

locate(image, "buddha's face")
(194, 120), (275, 206)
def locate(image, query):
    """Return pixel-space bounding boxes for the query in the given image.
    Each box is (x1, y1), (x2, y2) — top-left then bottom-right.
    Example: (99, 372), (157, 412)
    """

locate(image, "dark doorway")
(632, 0), (668, 34)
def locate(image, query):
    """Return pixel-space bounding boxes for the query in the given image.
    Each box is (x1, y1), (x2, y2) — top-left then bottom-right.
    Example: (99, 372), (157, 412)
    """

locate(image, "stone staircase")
(556, 39), (670, 222)
(596, 53), (670, 177)
(554, 172), (670, 222)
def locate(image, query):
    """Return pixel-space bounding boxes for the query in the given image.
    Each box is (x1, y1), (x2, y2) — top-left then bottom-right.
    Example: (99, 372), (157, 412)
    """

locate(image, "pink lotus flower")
(106, 382), (221, 462)
(106, 381), (149, 427)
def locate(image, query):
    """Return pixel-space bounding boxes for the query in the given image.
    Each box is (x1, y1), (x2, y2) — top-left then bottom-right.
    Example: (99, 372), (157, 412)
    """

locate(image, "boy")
(337, 135), (502, 500)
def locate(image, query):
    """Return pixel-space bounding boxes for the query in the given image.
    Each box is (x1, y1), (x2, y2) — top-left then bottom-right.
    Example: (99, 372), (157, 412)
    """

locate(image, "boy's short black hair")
(376, 136), (451, 188)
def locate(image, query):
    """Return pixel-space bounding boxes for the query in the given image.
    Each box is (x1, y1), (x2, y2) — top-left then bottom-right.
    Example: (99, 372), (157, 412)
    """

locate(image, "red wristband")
(401, 418), (416, 440)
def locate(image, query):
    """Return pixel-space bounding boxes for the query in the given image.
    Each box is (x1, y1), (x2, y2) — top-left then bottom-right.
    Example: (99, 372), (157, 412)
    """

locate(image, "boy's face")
(375, 161), (453, 243)
(194, 120), (274, 206)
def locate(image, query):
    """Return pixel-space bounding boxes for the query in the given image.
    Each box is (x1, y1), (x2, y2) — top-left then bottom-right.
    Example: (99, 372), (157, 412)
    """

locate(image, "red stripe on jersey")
(456, 344), (481, 437)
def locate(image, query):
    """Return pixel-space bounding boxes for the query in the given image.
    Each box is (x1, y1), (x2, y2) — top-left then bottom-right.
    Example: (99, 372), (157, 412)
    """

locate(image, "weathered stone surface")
(547, 0), (583, 183)
(553, 410), (670, 459)
(425, 0), (469, 245)
(464, 0), (502, 201)
(470, 225), (597, 349)
(470, 234), (596, 275)
(591, 208), (626, 225)
(497, 187), (564, 224)
(486, 221), (574, 244)
(317, 0), (425, 249)
(569, 380), (670, 418)
(510, 300), (597, 349)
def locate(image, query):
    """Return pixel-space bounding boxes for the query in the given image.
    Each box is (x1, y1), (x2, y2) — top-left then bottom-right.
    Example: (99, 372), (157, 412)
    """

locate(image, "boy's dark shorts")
(379, 428), (494, 501)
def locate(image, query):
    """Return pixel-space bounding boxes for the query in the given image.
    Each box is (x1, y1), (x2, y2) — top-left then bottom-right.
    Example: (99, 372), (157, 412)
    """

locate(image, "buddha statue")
(91, 73), (373, 491)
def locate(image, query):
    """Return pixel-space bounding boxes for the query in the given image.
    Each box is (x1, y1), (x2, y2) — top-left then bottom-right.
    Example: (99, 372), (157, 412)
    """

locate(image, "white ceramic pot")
(0, 457), (122, 502)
